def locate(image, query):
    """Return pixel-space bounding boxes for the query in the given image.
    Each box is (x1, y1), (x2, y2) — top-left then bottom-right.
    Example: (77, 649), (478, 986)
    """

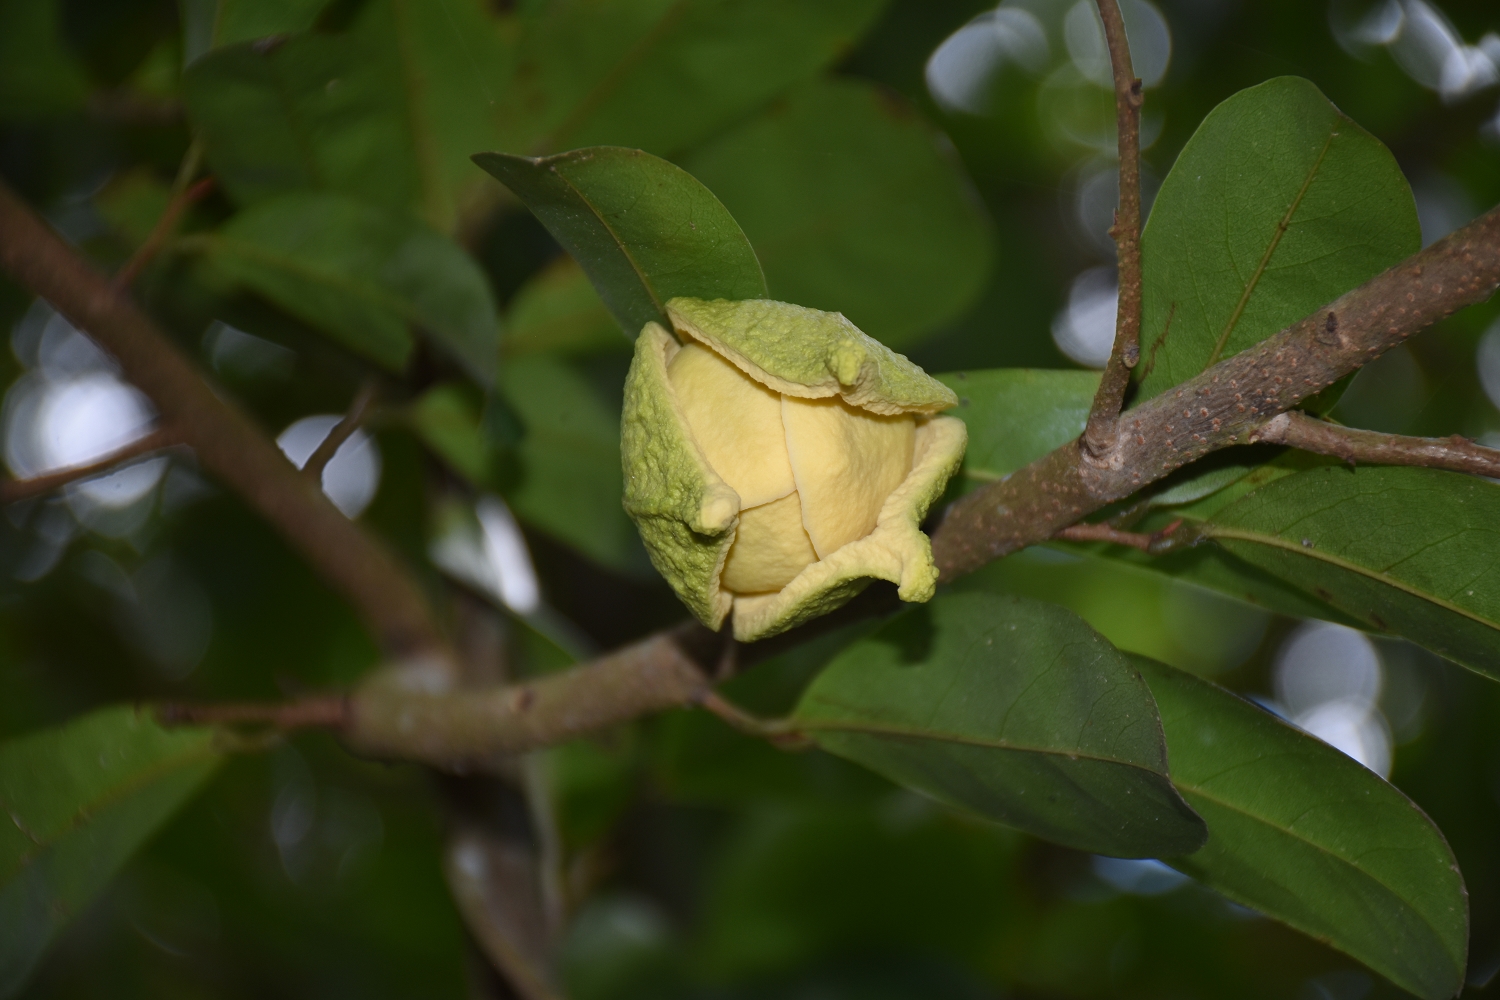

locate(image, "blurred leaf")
(496, 0), (888, 157)
(793, 591), (1207, 857)
(182, 0), (515, 229)
(935, 368), (1097, 486)
(0, 707), (222, 997)
(504, 257), (625, 358)
(1136, 657), (1467, 1000)
(500, 354), (650, 576)
(1136, 76), (1420, 402)
(202, 192), (500, 379)
(0, 0), (90, 121)
(680, 79), (991, 348)
(179, 0), (326, 65)
(699, 802), (1019, 981)
(475, 147), (766, 339)
(410, 383), (493, 485)
(1205, 466), (1500, 679)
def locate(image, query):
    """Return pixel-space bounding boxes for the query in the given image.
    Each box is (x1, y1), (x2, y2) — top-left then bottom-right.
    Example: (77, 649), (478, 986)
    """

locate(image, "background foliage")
(2, 0), (1500, 998)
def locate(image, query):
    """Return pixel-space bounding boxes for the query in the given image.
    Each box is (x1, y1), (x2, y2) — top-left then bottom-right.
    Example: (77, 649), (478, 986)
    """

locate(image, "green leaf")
(203, 192), (500, 379)
(934, 369), (1098, 486)
(504, 257), (626, 358)
(179, 0), (326, 65)
(500, 354), (652, 577)
(1135, 657), (1467, 1000)
(410, 383), (494, 486)
(495, 0), (887, 157)
(1, 707), (223, 996)
(475, 147), (766, 338)
(680, 79), (992, 349)
(182, 0), (515, 230)
(1204, 466), (1500, 679)
(1136, 76), (1420, 402)
(792, 592), (1207, 858)
(0, 0), (90, 121)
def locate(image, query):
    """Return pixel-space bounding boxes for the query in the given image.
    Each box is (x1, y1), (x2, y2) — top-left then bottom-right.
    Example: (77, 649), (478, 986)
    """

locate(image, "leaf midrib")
(1204, 127), (1338, 367)
(1204, 524), (1497, 630)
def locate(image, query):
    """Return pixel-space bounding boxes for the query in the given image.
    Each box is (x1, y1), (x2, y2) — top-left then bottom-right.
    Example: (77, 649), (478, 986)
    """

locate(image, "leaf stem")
(1082, 0), (1145, 459)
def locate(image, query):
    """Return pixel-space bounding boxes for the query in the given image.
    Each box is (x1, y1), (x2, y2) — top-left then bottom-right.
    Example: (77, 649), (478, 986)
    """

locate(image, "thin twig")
(0, 179), (449, 659)
(303, 380), (379, 481)
(0, 426), (181, 504)
(1055, 518), (1183, 553)
(697, 691), (809, 749)
(156, 695), (349, 730)
(114, 140), (212, 291)
(1082, 0), (1145, 459)
(1253, 411), (1500, 477)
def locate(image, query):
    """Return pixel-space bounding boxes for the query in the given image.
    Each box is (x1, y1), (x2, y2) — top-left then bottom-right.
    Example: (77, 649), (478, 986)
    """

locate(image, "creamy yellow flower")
(621, 298), (966, 642)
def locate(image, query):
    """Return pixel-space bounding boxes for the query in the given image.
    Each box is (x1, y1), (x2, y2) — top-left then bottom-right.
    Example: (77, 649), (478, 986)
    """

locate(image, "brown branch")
(302, 380), (378, 481)
(0, 180), (448, 660)
(1082, 0), (1145, 459)
(156, 695), (349, 730)
(113, 170), (214, 291)
(1055, 518), (1182, 554)
(932, 202), (1500, 579)
(1253, 410), (1500, 477)
(0, 426), (181, 504)
(343, 624), (715, 767)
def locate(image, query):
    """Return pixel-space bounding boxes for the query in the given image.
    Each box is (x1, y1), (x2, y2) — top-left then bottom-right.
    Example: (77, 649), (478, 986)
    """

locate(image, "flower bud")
(622, 298), (966, 641)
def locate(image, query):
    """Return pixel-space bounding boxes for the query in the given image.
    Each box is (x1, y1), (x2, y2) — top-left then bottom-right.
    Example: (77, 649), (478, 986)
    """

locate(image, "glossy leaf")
(935, 368), (1097, 486)
(681, 79), (992, 348)
(500, 354), (652, 577)
(476, 147), (766, 338)
(410, 384), (494, 486)
(494, 0), (887, 157)
(793, 592), (1207, 858)
(1135, 657), (1467, 1000)
(504, 257), (625, 358)
(1136, 76), (1420, 401)
(203, 192), (500, 379)
(182, 0), (514, 230)
(0, 707), (222, 996)
(1205, 466), (1500, 678)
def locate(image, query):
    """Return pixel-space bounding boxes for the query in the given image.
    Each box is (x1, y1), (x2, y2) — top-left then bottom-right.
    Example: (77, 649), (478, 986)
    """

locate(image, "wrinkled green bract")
(1205, 465), (1500, 678)
(1137, 657), (1468, 1000)
(793, 592), (1207, 858)
(1136, 76), (1420, 402)
(1, 707), (222, 998)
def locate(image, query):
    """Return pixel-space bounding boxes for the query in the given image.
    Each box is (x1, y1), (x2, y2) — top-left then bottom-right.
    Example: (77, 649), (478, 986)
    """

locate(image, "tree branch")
(1252, 410), (1500, 477)
(1082, 0), (1145, 459)
(302, 380), (378, 481)
(932, 202), (1500, 578)
(0, 180), (449, 660)
(0, 426), (181, 504)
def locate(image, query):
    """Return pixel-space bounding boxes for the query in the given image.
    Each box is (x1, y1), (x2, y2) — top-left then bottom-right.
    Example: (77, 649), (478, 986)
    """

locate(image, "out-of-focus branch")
(1082, 0), (1145, 459)
(0, 180), (449, 660)
(114, 140), (212, 291)
(0, 426), (181, 504)
(303, 380), (379, 481)
(1251, 411), (1500, 477)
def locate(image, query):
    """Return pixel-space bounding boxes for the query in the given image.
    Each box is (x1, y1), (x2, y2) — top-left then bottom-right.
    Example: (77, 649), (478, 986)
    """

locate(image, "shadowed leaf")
(1136, 657), (1467, 1000)
(0, 707), (223, 997)
(793, 591), (1206, 858)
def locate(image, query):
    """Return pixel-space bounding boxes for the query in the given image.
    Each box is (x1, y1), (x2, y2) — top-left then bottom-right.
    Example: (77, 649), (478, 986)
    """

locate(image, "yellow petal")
(782, 396), (915, 557)
(720, 491), (818, 594)
(667, 342), (795, 508)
